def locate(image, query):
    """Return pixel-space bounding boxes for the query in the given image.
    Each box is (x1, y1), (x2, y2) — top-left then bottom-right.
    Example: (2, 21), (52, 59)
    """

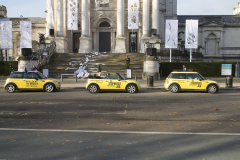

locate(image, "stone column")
(220, 30), (224, 54)
(115, 0), (126, 53)
(142, 0), (150, 38)
(46, 0), (54, 36)
(202, 30), (205, 55)
(152, 0), (159, 36)
(79, 0), (91, 53)
(141, 0), (150, 53)
(52, 0), (66, 53)
(56, 0), (63, 37)
(82, 0), (89, 37)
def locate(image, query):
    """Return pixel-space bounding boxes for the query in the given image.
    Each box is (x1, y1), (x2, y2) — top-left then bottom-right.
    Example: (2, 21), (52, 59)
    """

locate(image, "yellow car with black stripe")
(164, 72), (220, 94)
(4, 71), (61, 93)
(86, 73), (140, 93)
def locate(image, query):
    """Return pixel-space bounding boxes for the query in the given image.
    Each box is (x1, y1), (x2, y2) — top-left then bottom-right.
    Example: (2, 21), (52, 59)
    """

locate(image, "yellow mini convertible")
(164, 72), (220, 94)
(86, 73), (140, 93)
(4, 71), (61, 93)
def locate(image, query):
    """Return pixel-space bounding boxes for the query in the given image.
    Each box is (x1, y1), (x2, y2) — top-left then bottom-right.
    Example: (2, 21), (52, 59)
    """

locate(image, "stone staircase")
(41, 52), (145, 79)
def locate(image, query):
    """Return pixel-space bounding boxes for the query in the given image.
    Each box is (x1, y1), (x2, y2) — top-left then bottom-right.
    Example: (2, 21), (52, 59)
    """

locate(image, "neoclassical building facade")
(45, 0), (177, 54)
(1, 0), (240, 62)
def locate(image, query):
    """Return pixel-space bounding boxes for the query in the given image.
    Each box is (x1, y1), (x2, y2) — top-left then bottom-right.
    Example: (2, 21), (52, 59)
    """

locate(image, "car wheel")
(170, 84), (179, 93)
(88, 84), (98, 93)
(208, 84), (218, 94)
(45, 84), (55, 93)
(127, 84), (137, 93)
(6, 84), (16, 93)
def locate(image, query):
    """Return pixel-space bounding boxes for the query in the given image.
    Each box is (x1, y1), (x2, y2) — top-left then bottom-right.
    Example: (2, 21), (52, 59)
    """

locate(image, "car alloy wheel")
(127, 84), (136, 93)
(208, 84), (217, 94)
(170, 84), (178, 93)
(7, 84), (16, 93)
(45, 84), (54, 93)
(89, 84), (98, 93)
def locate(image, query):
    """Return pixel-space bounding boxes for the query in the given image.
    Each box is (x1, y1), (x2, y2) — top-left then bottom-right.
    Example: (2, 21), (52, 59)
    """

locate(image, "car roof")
(171, 72), (198, 74)
(12, 71), (38, 73)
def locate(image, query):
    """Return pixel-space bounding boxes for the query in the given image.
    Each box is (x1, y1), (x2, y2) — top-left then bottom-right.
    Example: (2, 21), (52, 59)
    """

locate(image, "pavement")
(1, 76), (240, 90)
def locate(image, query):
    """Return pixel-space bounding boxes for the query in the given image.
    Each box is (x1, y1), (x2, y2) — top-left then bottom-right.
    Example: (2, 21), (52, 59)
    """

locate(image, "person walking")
(125, 56), (130, 69)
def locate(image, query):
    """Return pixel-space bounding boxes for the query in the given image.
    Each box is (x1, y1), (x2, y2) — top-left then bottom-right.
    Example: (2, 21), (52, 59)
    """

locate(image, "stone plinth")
(115, 37), (126, 53)
(79, 37), (91, 53)
(142, 56), (160, 80)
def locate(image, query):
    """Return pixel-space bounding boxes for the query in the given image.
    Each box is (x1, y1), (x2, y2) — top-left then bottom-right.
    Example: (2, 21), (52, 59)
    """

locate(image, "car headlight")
(54, 80), (58, 84)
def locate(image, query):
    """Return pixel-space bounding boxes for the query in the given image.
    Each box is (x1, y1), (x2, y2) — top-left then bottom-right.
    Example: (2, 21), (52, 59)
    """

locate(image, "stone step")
(41, 52), (145, 78)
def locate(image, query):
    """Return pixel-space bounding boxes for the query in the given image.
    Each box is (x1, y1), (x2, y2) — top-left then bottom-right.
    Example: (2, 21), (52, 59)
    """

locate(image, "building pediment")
(200, 21), (225, 27)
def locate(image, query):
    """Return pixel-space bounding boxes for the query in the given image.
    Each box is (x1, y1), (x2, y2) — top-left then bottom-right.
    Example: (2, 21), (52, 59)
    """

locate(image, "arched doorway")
(99, 21), (111, 52)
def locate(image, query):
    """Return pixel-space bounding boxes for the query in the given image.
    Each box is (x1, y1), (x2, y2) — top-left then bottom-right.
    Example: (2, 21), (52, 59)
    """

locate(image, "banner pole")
(190, 49), (192, 62)
(170, 48), (172, 62)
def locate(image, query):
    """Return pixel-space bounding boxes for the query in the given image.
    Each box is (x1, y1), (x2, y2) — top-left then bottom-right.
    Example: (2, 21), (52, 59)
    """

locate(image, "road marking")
(93, 113), (110, 115)
(0, 111), (46, 115)
(117, 110), (127, 115)
(0, 128), (240, 136)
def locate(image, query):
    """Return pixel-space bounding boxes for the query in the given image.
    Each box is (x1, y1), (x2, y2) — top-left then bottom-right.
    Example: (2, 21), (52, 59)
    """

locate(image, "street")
(0, 89), (240, 160)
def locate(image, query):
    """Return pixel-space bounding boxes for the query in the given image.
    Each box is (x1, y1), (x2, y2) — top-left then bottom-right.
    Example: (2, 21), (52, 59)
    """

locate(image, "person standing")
(125, 56), (130, 69)
(131, 41), (135, 52)
(31, 65), (38, 71)
(183, 65), (186, 72)
(97, 64), (102, 77)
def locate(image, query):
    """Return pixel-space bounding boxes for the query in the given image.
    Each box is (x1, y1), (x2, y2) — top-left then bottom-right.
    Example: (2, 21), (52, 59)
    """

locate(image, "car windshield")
(198, 73), (205, 80)
(117, 73), (126, 80)
(37, 72), (47, 79)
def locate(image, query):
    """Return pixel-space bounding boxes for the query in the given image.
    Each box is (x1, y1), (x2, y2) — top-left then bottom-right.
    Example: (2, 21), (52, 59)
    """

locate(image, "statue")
(38, 33), (45, 44)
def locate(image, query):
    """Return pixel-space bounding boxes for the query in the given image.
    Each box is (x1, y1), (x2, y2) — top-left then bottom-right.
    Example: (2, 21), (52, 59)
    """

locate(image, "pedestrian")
(131, 41), (135, 52)
(31, 65), (38, 71)
(97, 64), (102, 77)
(125, 56), (130, 69)
(183, 65), (186, 72)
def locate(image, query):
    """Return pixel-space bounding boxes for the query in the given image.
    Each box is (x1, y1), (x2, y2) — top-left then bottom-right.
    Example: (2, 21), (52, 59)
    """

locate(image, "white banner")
(185, 20), (198, 49)
(165, 20), (178, 48)
(128, 0), (139, 29)
(68, 0), (78, 30)
(1, 21), (12, 49)
(20, 21), (32, 48)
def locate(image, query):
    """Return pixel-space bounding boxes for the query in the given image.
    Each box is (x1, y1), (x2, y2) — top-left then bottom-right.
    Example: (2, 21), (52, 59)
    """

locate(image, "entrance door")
(129, 32), (137, 53)
(99, 32), (111, 52)
(73, 33), (81, 52)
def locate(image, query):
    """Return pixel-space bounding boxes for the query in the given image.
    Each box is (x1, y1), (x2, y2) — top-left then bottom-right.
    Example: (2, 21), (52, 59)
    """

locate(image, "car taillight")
(167, 79), (170, 84)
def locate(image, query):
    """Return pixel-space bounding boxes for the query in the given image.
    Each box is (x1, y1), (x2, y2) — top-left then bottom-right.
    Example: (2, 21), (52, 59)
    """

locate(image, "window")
(24, 73), (39, 79)
(187, 74), (201, 80)
(99, 21), (110, 27)
(171, 73), (186, 79)
(9, 72), (23, 78)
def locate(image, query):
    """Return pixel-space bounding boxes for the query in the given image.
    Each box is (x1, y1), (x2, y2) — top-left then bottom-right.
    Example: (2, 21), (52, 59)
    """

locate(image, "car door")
(9, 72), (24, 89)
(104, 74), (123, 90)
(22, 73), (39, 89)
(185, 73), (204, 90)
(171, 73), (186, 89)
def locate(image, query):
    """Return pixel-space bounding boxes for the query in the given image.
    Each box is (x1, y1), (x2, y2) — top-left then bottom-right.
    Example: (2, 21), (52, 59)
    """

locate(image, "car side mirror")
(35, 78), (38, 80)
(118, 78), (121, 81)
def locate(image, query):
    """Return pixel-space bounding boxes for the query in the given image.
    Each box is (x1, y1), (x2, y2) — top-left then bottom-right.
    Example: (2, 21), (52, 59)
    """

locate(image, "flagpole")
(190, 49), (192, 62)
(170, 48), (172, 62)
